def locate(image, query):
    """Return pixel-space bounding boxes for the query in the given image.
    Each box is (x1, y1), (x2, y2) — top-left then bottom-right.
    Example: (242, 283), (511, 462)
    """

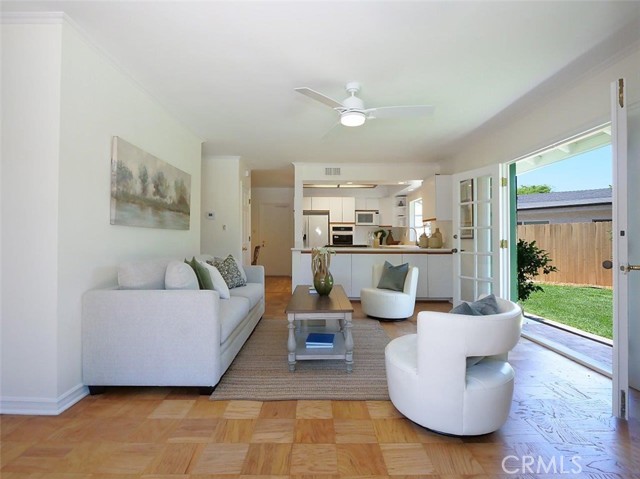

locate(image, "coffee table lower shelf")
(294, 331), (347, 361)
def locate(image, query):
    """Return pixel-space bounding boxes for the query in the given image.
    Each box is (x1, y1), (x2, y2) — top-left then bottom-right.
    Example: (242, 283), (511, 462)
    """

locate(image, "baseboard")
(0, 383), (89, 415)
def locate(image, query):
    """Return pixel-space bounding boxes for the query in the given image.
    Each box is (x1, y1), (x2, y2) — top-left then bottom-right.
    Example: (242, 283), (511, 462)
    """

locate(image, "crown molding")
(0, 11), (66, 24)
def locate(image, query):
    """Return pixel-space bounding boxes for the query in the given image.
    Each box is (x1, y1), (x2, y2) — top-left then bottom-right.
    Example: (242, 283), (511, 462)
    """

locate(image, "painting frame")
(110, 137), (191, 230)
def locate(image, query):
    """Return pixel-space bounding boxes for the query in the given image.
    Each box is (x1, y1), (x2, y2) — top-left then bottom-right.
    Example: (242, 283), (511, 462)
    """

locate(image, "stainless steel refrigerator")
(303, 211), (329, 248)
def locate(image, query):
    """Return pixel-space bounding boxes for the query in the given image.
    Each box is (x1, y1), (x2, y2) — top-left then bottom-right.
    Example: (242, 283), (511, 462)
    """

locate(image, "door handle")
(622, 264), (640, 272)
(603, 260), (640, 272)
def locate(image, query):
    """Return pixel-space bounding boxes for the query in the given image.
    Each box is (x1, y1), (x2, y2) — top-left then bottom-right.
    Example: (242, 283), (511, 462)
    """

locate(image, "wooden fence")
(517, 222), (612, 287)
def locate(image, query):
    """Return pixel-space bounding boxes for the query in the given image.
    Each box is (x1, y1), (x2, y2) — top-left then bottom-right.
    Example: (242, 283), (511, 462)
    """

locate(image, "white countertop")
(292, 246), (453, 253)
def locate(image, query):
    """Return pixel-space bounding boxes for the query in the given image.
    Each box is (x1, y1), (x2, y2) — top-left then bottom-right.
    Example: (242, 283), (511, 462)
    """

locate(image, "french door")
(611, 78), (633, 419)
(452, 164), (507, 304)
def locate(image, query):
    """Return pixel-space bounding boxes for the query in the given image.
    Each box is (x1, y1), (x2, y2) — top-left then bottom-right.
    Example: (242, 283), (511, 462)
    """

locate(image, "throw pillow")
(377, 261), (409, 292)
(165, 261), (199, 290)
(468, 294), (500, 315)
(185, 257), (213, 290)
(449, 302), (483, 316)
(197, 260), (230, 299)
(211, 254), (246, 289)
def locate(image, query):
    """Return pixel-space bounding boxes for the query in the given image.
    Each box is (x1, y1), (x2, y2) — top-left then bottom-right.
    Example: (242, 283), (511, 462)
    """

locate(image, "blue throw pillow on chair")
(377, 261), (409, 292)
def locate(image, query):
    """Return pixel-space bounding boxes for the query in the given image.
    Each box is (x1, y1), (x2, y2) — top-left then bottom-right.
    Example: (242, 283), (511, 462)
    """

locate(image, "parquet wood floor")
(2, 276), (638, 478)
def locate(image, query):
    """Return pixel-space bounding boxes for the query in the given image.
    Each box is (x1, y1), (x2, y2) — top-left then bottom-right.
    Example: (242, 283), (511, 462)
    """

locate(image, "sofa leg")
(199, 386), (215, 395)
(88, 386), (106, 395)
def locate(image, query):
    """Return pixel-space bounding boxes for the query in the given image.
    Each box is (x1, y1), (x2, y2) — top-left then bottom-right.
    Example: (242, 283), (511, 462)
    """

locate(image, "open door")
(611, 78), (633, 419)
(452, 164), (507, 304)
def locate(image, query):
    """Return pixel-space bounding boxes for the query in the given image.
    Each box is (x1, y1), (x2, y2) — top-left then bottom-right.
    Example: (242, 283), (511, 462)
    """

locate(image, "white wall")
(1, 18), (202, 414)
(201, 156), (247, 260)
(444, 48), (640, 175)
(440, 46), (640, 390)
(1, 22), (63, 404)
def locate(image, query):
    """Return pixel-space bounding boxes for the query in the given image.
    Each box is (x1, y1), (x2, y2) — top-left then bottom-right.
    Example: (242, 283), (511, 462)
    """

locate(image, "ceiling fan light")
(340, 111), (366, 127)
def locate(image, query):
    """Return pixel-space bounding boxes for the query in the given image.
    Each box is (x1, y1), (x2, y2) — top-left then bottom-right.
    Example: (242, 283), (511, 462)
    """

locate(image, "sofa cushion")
(165, 261), (199, 290)
(211, 255), (246, 289)
(198, 260), (230, 299)
(219, 296), (251, 343)
(229, 283), (263, 309)
(118, 259), (168, 289)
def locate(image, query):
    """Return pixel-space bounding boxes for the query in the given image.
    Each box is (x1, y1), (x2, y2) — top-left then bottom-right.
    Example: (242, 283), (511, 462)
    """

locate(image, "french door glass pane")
(461, 253), (475, 278)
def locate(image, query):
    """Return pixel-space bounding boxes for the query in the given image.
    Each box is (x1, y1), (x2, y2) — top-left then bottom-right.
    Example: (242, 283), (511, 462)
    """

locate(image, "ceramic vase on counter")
(428, 228), (443, 248)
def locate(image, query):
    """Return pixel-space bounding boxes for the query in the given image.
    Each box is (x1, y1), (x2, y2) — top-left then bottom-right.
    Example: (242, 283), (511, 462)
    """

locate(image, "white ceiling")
(3, 1), (639, 180)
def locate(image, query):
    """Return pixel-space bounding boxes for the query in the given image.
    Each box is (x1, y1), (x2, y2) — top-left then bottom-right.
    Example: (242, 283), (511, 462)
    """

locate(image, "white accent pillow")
(198, 260), (230, 299)
(165, 261), (199, 290)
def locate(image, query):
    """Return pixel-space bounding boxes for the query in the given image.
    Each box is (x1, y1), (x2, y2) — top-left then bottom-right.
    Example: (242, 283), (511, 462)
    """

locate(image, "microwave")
(355, 210), (379, 226)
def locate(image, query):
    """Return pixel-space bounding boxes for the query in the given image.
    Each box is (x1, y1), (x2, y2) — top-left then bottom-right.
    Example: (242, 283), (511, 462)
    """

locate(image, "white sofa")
(82, 255), (264, 394)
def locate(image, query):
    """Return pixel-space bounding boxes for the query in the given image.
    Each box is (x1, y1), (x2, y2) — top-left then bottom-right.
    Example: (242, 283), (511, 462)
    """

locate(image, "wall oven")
(331, 226), (354, 246)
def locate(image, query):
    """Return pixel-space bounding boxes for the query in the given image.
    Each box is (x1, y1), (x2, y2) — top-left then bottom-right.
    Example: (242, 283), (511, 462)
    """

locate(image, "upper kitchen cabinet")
(304, 196), (355, 223)
(422, 175), (452, 221)
(330, 196), (355, 223)
(354, 198), (380, 211)
(378, 197), (393, 226)
(341, 197), (355, 223)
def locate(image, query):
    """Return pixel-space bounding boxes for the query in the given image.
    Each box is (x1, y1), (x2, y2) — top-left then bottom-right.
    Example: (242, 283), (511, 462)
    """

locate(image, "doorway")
(512, 127), (614, 374)
(258, 203), (294, 276)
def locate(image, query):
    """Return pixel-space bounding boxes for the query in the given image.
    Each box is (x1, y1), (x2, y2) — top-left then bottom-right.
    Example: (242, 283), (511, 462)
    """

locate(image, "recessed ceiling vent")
(325, 167), (341, 176)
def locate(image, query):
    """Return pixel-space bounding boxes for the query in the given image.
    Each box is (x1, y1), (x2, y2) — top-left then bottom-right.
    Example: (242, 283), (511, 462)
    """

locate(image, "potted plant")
(517, 239), (558, 302)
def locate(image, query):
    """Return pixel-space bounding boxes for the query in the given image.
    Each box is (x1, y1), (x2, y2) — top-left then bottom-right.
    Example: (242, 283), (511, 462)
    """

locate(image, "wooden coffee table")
(285, 285), (355, 372)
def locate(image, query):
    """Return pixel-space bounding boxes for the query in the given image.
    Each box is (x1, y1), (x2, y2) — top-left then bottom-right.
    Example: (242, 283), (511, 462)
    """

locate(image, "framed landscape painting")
(110, 137), (191, 230)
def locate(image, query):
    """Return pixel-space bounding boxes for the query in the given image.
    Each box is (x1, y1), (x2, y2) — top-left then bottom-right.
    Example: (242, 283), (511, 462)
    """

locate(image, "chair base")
(368, 316), (409, 322)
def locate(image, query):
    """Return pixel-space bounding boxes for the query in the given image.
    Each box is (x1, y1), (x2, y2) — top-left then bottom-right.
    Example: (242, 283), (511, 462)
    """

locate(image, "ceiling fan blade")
(295, 87), (344, 109)
(365, 105), (435, 119)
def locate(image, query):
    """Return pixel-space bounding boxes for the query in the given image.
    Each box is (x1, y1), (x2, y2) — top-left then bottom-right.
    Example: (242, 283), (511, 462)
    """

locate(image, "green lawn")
(521, 283), (613, 339)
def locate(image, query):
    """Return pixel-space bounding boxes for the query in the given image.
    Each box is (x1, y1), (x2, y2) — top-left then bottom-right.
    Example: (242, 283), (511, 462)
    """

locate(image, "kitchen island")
(291, 246), (454, 300)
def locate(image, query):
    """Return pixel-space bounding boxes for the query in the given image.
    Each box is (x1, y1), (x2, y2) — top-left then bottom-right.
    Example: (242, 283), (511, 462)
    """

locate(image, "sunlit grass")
(521, 283), (613, 339)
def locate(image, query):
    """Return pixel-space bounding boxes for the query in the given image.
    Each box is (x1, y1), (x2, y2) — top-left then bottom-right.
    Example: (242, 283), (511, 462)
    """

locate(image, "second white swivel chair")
(360, 262), (419, 320)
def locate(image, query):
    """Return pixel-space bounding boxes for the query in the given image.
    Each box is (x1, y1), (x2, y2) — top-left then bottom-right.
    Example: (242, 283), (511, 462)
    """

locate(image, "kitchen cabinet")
(422, 174), (452, 221)
(342, 197), (355, 223)
(292, 249), (453, 299)
(426, 254), (453, 298)
(304, 196), (355, 223)
(355, 198), (380, 211)
(296, 252), (353, 296)
(351, 253), (400, 296)
(311, 197), (331, 211)
(378, 197), (393, 226)
(400, 254), (430, 298)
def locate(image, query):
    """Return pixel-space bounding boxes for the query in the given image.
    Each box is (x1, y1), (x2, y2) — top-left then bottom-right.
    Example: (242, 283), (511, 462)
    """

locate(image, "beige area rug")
(210, 319), (391, 401)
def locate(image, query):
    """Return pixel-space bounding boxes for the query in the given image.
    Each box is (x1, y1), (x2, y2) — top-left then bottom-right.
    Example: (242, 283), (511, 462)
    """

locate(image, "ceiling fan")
(295, 81), (434, 127)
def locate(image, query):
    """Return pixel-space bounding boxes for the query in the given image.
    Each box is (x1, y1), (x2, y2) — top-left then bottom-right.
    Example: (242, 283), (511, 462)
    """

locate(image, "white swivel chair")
(385, 296), (522, 435)
(360, 263), (419, 320)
